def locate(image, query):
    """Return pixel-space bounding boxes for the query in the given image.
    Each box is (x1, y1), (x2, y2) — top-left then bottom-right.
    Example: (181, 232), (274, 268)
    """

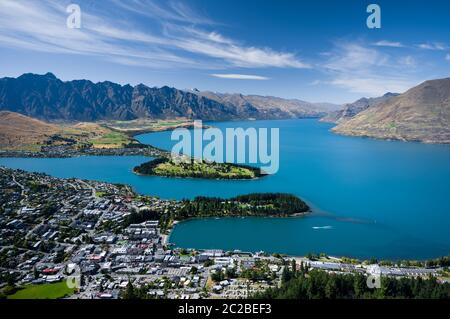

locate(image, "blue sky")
(0, 0), (449, 103)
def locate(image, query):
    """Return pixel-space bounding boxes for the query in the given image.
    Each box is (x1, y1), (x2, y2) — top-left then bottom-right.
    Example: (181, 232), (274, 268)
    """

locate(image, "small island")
(133, 157), (266, 180)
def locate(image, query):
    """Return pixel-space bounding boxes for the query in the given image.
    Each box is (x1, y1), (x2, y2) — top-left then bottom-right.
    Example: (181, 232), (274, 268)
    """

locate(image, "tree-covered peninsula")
(177, 193), (310, 218)
(124, 193), (310, 232)
(133, 157), (266, 179)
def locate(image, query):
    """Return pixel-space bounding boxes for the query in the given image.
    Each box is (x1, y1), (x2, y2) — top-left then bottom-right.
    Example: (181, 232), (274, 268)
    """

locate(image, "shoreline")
(0, 117), (320, 158)
(165, 214), (447, 262)
(0, 120), (196, 159)
(121, 122), (212, 137)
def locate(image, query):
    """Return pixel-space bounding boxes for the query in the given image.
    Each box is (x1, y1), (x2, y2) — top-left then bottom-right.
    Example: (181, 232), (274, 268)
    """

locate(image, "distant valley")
(321, 92), (400, 124)
(190, 89), (340, 119)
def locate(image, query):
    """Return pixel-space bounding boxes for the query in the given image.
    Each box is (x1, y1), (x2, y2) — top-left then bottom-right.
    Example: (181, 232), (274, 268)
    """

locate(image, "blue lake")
(1, 119), (450, 259)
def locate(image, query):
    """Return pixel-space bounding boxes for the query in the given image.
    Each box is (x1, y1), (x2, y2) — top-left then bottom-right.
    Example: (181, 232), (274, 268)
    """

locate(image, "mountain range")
(0, 73), (337, 122)
(190, 90), (339, 119)
(1, 73), (449, 144)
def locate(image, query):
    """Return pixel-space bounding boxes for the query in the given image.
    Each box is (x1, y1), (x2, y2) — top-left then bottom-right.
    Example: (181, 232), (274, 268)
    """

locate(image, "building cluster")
(0, 167), (444, 299)
(0, 167), (279, 299)
(0, 144), (167, 159)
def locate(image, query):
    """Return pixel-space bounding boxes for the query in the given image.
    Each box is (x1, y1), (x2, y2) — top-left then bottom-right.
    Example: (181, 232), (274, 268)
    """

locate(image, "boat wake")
(312, 226), (333, 230)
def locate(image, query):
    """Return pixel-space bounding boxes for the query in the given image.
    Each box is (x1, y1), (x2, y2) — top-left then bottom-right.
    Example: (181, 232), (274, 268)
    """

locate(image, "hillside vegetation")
(0, 111), (134, 151)
(255, 266), (450, 299)
(134, 157), (265, 179)
(333, 78), (450, 144)
(0, 111), (60, 151)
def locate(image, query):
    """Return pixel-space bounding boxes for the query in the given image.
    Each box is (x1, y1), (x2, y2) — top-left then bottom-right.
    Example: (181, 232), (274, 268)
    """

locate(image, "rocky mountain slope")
(332, 78), (450, 143)
(0, 73), (237, 121)
(321, 93), (399, 123)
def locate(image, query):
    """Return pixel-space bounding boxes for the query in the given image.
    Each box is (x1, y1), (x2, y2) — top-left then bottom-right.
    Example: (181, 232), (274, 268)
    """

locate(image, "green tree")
(122, 281), (136, 299)
(325, 276), (337, 299)
(33, 267), (39, 279)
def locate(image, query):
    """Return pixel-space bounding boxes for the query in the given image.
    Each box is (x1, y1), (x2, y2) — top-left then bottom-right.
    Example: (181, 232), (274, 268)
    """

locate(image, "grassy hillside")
(0, 111), (60, 151)
(333, 78), (450, 144)
(0, 111), (135, 151)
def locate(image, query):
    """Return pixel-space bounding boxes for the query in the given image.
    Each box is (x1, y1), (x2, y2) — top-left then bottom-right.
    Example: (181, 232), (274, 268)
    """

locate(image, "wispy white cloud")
(210, 74), (269, 80)
(0, 0), (200, 68)
(174, 38), (309, 69)
(109, 0), (215, 25)
(446, 54), (450, 61)
(322, 41), (418, 96)
(417, 42), (446, 50)
(373, 40), (404, 48)
(398, 55), (416, 67)
(160, 25), (310, 69)
(0, 0), (308, 70)
(324, 42), (389, 72)
(329, 76), (413, 96)
(309, 79), (322, 86)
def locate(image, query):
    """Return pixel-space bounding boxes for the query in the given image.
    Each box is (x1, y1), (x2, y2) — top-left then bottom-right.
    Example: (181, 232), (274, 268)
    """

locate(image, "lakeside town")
(0, 143), (168, 159)
(1, 166), (448, 299)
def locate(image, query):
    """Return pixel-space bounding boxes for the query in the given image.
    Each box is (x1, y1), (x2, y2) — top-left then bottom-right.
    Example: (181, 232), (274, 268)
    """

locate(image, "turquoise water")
(1, 119), (450, 259)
